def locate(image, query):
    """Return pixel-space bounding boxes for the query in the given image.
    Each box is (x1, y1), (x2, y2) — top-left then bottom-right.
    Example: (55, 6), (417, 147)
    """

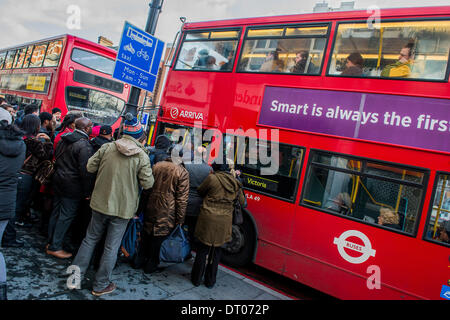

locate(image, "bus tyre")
(221, 214), (256, 268)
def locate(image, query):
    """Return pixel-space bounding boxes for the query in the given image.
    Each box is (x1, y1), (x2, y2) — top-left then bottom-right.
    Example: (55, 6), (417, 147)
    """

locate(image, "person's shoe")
(143, 265), (165, 274)
(14, 220), (33, 228)
(46, 249), (72, 259)
(191, 280), (201, 287)
(91, 282), (116, 297)
(205, 282), (215, 289)
(2, 240), (24, 248)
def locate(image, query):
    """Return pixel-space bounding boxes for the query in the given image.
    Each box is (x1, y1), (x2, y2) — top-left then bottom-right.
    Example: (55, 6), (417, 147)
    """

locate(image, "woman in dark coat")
(0, 109), (25, 300)
(191, 162), (246, 288)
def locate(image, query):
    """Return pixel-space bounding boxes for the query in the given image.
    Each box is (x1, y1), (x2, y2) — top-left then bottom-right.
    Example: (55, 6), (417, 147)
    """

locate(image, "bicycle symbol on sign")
(137, 49), (149, 61)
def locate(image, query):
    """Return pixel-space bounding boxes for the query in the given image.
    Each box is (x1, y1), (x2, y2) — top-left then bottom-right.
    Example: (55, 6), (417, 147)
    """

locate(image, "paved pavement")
(2, 224), (291, 301)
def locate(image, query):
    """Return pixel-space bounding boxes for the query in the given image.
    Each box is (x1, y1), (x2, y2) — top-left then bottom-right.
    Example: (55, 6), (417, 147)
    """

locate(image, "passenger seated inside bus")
(377, 207), (401, 230)
(291, 51), (309, 74)
(381, 42), (415, 78)
(437, 221), (450, 244)
(220, 51), (235, 71)
(341, 52), (364, 76)
(205, 56), (217, 70)
(193, 49), (210, 69)
(260, 49), (285, 73)
(326, 192), (352, 215)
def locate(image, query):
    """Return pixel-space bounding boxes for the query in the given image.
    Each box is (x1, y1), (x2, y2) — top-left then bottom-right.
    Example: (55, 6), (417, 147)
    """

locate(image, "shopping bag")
(160, 225), (191, 263)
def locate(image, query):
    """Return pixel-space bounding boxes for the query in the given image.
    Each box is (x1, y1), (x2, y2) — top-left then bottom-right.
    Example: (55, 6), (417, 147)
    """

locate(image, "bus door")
(227, 136), (304, 271)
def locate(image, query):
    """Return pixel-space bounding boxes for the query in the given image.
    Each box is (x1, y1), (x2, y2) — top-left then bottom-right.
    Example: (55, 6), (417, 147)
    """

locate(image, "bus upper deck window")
(238, 24), (329, 75)
(175, 29), (240, 72)
(329, 20), (450, 81)
(0, 52), (6, 69)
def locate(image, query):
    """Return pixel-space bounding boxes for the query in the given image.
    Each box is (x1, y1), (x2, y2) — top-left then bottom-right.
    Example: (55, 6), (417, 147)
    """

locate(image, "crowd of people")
(0, 99), (246, 299)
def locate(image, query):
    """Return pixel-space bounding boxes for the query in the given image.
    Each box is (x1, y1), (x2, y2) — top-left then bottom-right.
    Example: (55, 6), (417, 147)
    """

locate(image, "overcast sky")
(0, 0), (448, 49)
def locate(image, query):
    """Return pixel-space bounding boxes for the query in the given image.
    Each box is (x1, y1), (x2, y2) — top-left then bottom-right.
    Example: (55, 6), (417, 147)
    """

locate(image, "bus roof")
(183, 6), (450, 30)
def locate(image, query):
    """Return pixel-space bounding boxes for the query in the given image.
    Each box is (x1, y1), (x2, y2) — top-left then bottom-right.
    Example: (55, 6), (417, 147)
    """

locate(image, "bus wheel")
(221, 214), (256, 268)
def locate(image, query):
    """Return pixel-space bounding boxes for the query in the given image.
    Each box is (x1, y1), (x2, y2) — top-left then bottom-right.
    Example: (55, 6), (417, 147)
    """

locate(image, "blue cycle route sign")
(113, 21), (165, 92)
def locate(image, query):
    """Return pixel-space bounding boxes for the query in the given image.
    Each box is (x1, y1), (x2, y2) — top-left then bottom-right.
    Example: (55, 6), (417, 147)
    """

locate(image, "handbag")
(232, 188), (246, 225)
(34, 160), (55, 185)
(34, 143), (67, 185)
(159, 225), (191, 263)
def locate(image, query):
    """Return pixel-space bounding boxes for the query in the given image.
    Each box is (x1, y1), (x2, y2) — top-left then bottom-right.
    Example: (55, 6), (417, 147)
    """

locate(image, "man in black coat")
(183, 146), (212, 247)
(0, 109), (25, 300)
(90, 125), (113, 153)
(46, 117), (95, 259)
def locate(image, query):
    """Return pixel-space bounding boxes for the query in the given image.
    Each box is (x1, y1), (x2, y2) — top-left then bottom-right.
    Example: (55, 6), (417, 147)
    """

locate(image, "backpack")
(120, 214), (144, 260)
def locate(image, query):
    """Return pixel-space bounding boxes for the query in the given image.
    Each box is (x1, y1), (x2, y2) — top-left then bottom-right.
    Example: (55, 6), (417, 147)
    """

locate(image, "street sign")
(113, 21), (165, 92)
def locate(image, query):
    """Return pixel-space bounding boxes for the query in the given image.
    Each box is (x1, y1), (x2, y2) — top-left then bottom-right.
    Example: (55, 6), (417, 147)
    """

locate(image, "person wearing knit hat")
(123, 116), (144, 140)
(0, 108), (12, 125)
(71, 116), (154, 296)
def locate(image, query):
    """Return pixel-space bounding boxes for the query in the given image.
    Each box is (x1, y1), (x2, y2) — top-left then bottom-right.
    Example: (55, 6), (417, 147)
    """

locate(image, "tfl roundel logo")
(170, 107), (179, 119)
(333, 230), (376, 264)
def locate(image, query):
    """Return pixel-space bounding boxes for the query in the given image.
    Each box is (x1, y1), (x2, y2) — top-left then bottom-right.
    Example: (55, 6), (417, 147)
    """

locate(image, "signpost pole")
(120, 0), (164, 137)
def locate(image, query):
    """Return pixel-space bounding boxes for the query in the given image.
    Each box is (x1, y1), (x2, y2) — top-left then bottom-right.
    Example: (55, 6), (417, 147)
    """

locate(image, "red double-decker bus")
(153, 6), (450, 300)
(0, 35), (130, 127)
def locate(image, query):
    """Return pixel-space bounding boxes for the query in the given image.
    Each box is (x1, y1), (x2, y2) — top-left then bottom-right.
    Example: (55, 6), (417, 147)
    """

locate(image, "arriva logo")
(170, 107), (179, 119)
(333, 230), (376, 264)
(170, 107), (204, 120)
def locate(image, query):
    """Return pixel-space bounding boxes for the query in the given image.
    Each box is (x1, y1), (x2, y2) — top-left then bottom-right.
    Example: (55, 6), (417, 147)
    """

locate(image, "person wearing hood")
(71, 116), (154, 297)
(135, 140), (189, 275)
(0, 109), (25, 300)
(46, 117), (95, 259)
(2, 114), (52, 247)
(191, 162), (246, 289)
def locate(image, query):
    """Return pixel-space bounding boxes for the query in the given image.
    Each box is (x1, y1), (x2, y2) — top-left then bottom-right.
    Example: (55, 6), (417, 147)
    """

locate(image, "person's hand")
(36, 133), (51, 141)
(235, 170), (241, 176)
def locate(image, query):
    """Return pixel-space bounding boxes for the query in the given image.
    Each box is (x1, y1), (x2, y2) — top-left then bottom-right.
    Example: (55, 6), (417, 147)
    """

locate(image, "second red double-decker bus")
(0, 35), (130, 127)
(152, 6), (450, 300)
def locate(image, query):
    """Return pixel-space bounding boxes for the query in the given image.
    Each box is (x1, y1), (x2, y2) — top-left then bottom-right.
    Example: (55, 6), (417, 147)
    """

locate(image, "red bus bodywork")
(157, 7), (450, 300)
(0, 35), (130, 128)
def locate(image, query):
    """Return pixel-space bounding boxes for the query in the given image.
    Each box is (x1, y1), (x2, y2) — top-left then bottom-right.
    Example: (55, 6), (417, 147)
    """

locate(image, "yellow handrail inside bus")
(289, 158), (295, 177)
(377, 27), (384, 69)
(433, 175), (448, 237)
(395, 170), (406, 213)
(303, 199), (321, 206)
